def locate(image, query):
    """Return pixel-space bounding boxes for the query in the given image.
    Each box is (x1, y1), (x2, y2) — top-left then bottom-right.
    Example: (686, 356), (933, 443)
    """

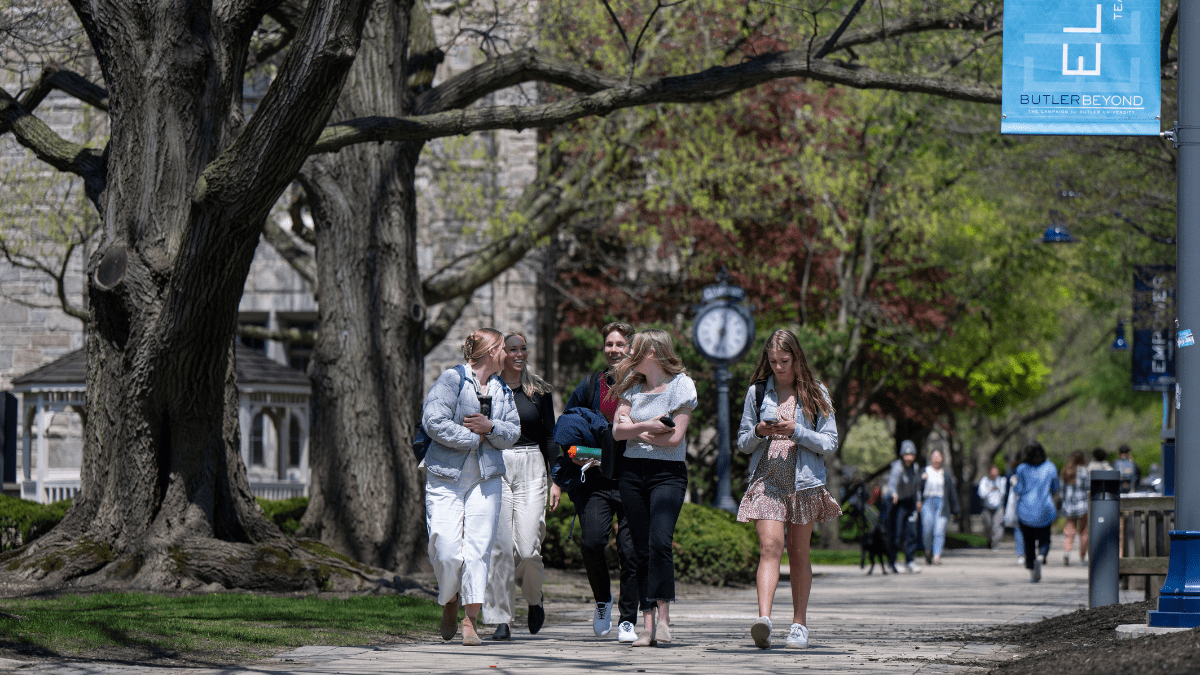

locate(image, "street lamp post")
(1148, 0), (1200, 628)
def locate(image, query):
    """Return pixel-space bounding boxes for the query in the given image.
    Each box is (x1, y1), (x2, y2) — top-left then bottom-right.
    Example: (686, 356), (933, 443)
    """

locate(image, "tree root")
(2, 534), (429, 594)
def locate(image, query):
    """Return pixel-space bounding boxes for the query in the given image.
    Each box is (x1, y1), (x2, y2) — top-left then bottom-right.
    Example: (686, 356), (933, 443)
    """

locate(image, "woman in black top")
(482, 332), (560, 640)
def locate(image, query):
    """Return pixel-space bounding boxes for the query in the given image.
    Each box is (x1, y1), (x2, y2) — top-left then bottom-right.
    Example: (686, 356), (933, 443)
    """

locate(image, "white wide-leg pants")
(482, 446), (548, 624)
(426, 450), (503, 606)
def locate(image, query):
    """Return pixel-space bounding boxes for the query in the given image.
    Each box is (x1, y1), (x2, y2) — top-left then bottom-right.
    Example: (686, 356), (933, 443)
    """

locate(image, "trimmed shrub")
(257, 496), (309, 535)
(0, 494), (72, 551)
(672, 503), (758, 585)
(542, 492), (587, 569)
(543, 496), (760, 586)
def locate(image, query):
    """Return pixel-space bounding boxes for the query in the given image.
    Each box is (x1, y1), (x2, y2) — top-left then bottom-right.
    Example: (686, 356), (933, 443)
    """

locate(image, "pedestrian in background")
(483, 332), (560, 640)
(549, 321), (639, 643)
(1059, 450), (1089, 567)
(919, 449), (959, 565)
(1086, 447), (1113, 473)
(612, 329), (697, 647)
(1113, 445), (1141, 493)
(885, 441), (922, 573)
(737, 329), (840, 650)
(1013, 441), (1060, 583)
(423, 328), (521, 645)
(977, 465), (1007, 549)
(1003, 452), (1026, 565)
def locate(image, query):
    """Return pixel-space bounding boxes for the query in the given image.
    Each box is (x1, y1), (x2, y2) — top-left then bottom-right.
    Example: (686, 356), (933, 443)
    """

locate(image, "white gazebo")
(11, 344), (311, 503)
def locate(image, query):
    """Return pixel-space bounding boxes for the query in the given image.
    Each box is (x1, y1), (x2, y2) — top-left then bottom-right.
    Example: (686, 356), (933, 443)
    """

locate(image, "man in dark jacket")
(885, 440), (922, 573)
(549, 322), (639, 642)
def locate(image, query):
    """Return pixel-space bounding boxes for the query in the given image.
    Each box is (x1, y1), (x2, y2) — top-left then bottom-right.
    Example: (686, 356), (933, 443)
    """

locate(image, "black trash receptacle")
(1089, 470), (1121, 608)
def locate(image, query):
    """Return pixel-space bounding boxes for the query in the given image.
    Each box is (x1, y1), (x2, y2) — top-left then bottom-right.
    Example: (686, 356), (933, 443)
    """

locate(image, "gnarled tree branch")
(315, 51), (1000, 153)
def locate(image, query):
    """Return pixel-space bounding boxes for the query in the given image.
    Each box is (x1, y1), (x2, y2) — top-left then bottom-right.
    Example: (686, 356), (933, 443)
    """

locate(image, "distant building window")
(288, 416), (302, 468)
(251, 413), (265, 466)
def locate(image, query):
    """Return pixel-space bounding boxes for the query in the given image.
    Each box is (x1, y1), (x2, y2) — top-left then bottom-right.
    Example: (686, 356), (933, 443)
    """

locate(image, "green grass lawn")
(0, 592), (440, 661)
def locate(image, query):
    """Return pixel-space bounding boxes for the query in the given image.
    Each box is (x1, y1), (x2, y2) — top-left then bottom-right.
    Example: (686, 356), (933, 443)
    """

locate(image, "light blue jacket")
(1013, 460), (1060, 528)
(422, 365), (521, 481)
(736, 377), (838, 491)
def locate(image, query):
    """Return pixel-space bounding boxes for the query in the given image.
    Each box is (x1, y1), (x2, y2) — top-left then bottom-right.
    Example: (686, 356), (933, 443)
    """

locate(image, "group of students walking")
(419, 323), (841, 650)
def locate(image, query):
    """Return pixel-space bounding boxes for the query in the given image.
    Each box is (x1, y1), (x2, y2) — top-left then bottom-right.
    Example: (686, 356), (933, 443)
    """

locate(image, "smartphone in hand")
(659, 415), (676, 428)
(762, 417), (778, 425)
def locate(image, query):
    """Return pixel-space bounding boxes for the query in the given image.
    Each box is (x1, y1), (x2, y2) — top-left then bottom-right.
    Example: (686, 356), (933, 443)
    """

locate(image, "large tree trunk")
(1, 0), (384, 590)
(296, 0), (429, 572)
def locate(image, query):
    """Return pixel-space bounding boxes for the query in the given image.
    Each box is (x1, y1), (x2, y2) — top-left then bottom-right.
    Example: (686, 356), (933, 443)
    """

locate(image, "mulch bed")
(963, 600), (1200, 675)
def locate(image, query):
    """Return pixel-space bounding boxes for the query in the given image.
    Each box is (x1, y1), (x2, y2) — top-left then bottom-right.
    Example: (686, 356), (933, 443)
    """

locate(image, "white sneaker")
(785, 623), (809, 649)
(751, 616), (772, 649)
(593, 596), (613, 637)
(1017, 556), (1025, 566)
(617, 621), (637, 643)
(905, 561), (922, 574)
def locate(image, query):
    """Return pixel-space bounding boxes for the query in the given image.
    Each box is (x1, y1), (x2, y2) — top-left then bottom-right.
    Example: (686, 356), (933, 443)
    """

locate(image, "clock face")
(694, 305), (752, 361)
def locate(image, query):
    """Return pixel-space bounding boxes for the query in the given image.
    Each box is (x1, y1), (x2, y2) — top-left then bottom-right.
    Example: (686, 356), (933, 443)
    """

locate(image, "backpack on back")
(413, 365), (470, 462)
(753, 378), (767, 422)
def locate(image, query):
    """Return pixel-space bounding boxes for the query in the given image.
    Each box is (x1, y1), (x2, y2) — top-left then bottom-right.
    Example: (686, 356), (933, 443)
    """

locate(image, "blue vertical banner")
(1132, 265), (1175, 391)
(1002, 0), (1161, 135)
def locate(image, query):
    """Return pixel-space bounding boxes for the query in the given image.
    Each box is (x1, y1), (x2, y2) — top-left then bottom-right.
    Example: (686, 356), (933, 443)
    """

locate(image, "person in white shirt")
(977, 465), (1007, 549)
(919, 450), (958, 565)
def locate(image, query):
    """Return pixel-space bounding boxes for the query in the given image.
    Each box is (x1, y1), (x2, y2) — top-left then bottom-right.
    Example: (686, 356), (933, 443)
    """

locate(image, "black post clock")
(692, 269), (755, 512)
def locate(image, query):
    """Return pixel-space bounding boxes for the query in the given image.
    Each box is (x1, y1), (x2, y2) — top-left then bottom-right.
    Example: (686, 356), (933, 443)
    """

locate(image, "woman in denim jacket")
(423, 328), (521, 645)
(736, 329), (839, 651)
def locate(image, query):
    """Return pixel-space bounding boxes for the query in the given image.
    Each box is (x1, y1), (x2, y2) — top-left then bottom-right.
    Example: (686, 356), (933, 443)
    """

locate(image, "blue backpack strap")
(453, 365), (470, 395)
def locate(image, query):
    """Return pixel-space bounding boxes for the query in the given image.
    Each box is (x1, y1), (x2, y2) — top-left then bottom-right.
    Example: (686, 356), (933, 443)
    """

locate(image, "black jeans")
(1019, 522), (1052, 569)
(619, 457), (687, 610)
(887, 497), (919, 565)
(573, 479), (638, 625)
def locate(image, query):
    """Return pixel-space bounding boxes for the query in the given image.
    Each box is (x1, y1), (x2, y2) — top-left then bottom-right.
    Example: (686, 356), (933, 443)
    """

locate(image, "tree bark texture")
(296, 0), (430, 573)
(1, 0), (384, 590)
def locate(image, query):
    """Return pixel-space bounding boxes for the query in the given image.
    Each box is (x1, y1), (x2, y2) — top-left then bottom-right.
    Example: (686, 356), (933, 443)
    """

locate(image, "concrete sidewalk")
(11, 538), (1144, 675)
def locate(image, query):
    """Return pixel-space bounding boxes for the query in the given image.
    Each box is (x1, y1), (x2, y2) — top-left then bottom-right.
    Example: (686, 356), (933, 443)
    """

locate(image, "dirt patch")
(957, 600), (1200, 675)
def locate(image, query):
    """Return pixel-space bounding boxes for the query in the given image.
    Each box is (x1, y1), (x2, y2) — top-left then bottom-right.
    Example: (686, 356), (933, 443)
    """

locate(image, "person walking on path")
(1086, 447), (1113, 474)
(483, 332), (560, 640)
(885, 441), (922, 574)
(920, 450), (959, 565)
(423, 328), (521, 645)
(611, 329), (697, 647)
(736, 329), (840, 651)
(1113, 445), (1141, 493)
(1013, 441), (1060, 583)
(548, 321), (640, 643)
(1059, 450), (1089, 567)
(977, 465), (1007, 549)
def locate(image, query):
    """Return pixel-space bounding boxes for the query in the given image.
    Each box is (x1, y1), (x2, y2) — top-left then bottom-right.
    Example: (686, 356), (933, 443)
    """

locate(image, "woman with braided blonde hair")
(423, 328), (521, 646)
(736, 329), (839, 650)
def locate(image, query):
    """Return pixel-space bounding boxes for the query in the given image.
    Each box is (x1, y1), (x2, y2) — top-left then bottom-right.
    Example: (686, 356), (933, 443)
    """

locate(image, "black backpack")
(753, 378), (767, 421)
(582, 370), (609, 410)
(413, 365), (470, 462)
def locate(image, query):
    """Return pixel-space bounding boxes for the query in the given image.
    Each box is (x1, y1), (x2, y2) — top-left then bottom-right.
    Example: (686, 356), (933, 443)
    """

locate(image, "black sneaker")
(528, 604), (545, 634)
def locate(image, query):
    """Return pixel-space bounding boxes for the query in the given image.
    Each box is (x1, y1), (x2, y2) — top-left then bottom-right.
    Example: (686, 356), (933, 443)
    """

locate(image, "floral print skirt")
(736, 411), (842, 525)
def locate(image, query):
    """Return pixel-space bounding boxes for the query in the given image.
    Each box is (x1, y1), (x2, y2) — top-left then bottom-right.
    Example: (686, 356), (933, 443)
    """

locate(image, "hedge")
(3, 493), (763, 584)
(257, 496), (309, 535)
(0, 494), (73, 551)
(543, 496), (760, 586)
